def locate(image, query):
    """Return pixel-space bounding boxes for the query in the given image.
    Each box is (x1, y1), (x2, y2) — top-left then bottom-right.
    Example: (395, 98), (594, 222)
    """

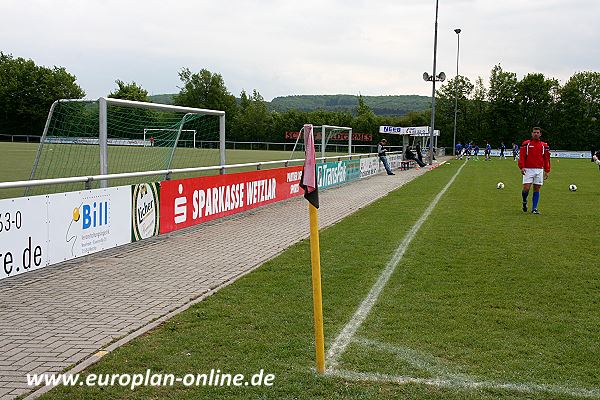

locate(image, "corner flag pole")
(300, 124), (325, 374)
(309, 202), (325, 373)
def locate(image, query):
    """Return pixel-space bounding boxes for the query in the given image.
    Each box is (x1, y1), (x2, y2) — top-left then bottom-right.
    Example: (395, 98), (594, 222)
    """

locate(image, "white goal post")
(315, 125), (353, 158)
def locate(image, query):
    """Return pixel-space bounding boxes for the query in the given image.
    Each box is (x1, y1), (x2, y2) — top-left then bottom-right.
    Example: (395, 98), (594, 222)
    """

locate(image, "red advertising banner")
(160, 166), (304, 234)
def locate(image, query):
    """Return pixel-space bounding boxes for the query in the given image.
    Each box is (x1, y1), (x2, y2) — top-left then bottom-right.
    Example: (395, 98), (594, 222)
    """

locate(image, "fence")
(0, 152), (404, 193)
(0, 134), (394, 154)
(0, 134), (40, 143)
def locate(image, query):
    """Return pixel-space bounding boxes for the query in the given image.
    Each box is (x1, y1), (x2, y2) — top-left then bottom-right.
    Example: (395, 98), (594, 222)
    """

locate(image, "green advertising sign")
(317, 160), (360, 190)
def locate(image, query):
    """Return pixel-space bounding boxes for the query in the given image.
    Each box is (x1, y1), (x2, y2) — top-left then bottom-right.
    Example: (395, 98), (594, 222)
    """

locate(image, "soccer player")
(485, 142), (492, 161)
(473, 144), (480, 160)
(499, 142), (506, 159)
(455, 142), (463, 159)
(518, 127), (551, 214)
(512, 142), (519, 161)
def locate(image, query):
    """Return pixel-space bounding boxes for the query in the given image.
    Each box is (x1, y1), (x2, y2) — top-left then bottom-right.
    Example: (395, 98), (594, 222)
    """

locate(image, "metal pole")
(429, 0), (440, 165)
(453, 29), (461, 156)
(25, 99), (59, 195)
(99, 97), (108, 188)
(348, 128), (352, 155)
(321, 126), (326, 159)
(219, 115), (226, 174)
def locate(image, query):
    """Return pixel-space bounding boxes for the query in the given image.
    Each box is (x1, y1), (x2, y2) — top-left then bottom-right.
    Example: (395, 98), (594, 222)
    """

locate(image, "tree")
(487, 64), (519, 141)
(435, 76), (474, 147)
(108, 80), (149, 101)
(0, 52), (85, 136)
(557, 71), (600, 149)
(353, 95), (378, 134)
(232, 89), (272, 141)
(174, 68), (238, 128)
(515, 73), (558, 135)
(469, 76), (488, 143)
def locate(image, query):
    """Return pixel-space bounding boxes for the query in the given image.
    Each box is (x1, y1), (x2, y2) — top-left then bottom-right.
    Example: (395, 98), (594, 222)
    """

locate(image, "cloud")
(1, 0), (598, 100)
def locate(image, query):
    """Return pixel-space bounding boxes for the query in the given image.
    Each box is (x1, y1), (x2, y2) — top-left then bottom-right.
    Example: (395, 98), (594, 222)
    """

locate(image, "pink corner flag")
(300, 124), (319, 208)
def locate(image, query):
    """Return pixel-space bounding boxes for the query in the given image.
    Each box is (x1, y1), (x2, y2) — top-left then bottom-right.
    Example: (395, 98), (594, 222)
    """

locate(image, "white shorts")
(523, 168), (544, 185)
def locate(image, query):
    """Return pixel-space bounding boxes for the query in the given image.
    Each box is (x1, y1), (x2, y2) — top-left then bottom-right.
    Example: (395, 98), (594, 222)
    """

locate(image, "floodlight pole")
(452, 28), (461, 157)
(428, 0), (440, 165)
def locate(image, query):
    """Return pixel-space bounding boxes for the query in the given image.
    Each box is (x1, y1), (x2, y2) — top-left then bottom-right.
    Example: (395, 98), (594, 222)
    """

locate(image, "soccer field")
(39, 158), (600, 400)
(0, 142), (339, 199)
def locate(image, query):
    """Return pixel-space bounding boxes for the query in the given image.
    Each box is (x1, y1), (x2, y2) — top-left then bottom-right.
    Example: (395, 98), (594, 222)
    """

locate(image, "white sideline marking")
(328, 367), (600, 399)
(326, 162), (466, 369)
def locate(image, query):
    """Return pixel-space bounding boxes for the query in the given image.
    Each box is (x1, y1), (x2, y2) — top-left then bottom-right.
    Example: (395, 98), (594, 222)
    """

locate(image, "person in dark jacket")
(404, 146), (426, 167)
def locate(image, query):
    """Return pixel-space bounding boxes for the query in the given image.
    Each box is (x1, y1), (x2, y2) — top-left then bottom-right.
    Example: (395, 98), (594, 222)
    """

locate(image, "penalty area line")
(326, 161), (467, 370)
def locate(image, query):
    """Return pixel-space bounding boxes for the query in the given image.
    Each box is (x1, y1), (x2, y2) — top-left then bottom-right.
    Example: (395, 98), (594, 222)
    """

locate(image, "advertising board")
(160, 166), (304, 234)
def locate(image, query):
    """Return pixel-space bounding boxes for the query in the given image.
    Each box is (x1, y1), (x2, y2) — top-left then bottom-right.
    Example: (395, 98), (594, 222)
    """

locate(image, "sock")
(532, 192), (540, 210)
(522, 190), (529, 203)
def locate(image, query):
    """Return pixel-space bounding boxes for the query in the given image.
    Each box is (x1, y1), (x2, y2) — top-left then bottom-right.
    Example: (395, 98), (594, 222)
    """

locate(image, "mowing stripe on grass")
(326, 161), (467, 370)
(329, 366), (600, 399)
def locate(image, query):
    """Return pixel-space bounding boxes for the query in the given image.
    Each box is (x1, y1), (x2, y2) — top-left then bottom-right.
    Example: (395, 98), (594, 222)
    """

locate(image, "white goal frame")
(314, 125), (353, 158)
(28, 97), (226, 192)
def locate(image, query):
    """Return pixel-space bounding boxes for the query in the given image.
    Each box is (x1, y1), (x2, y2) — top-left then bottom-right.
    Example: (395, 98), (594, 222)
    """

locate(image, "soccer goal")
(289, 124), (353, 160)
(26, 98), (225, 195)
(143, 128), (197, 148)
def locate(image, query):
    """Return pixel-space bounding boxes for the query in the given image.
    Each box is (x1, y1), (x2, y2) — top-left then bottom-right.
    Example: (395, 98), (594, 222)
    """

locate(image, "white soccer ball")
(497, 182), (505, 189)
(569, 184), (577, 192)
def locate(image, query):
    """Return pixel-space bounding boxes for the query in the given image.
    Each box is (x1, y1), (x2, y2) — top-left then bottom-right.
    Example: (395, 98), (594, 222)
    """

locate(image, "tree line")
(0, 52), (598, 149)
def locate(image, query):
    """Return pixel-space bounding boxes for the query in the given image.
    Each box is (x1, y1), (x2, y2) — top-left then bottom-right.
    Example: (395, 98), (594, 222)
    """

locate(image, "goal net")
(26, 98), (225, 195)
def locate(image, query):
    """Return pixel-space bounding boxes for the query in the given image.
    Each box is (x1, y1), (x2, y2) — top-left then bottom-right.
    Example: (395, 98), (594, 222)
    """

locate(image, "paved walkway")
(0, 161), (445, 399)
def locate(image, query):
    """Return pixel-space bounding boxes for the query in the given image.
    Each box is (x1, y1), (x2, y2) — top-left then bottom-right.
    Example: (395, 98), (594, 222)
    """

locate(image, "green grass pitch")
(0, 142), (339, 199)
(24, 156), (600, 399)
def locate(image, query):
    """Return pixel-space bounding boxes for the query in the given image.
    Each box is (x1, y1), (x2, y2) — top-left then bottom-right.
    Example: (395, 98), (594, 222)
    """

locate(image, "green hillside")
(269, 94), (431, 116)
(148, 94), (431, 116)
(148, 93), (176, 105)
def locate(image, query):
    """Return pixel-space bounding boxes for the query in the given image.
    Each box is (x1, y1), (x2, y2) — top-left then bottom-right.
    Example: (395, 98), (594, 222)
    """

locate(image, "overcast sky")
(2, 0), (599, 101)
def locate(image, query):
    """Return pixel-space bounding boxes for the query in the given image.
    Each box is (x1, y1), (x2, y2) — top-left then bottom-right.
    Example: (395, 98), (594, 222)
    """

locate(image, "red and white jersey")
(518, 138), (551, 173)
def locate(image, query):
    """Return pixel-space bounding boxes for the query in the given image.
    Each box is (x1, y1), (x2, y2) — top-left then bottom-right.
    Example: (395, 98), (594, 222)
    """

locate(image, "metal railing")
(0, 135), (400, 154)
(0, 152), (403, 192)
(0, 134), (40, 143)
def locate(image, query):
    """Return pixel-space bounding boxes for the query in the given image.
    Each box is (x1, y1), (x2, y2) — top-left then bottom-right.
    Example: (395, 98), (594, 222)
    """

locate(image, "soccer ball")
(569, 184), (577, 192)
(497, 182), (505, 189)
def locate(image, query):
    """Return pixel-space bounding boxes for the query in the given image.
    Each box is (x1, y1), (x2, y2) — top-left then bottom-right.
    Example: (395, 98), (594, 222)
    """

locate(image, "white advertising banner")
(485, 149), (590, 159)
(379, 126), (440, 136)
(0, 196), (50, 280)
(47, 186), (131, 264)
(360, 157), (380, 178)
(388, 154), (402, 169)
(549, 151), (590, 159)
